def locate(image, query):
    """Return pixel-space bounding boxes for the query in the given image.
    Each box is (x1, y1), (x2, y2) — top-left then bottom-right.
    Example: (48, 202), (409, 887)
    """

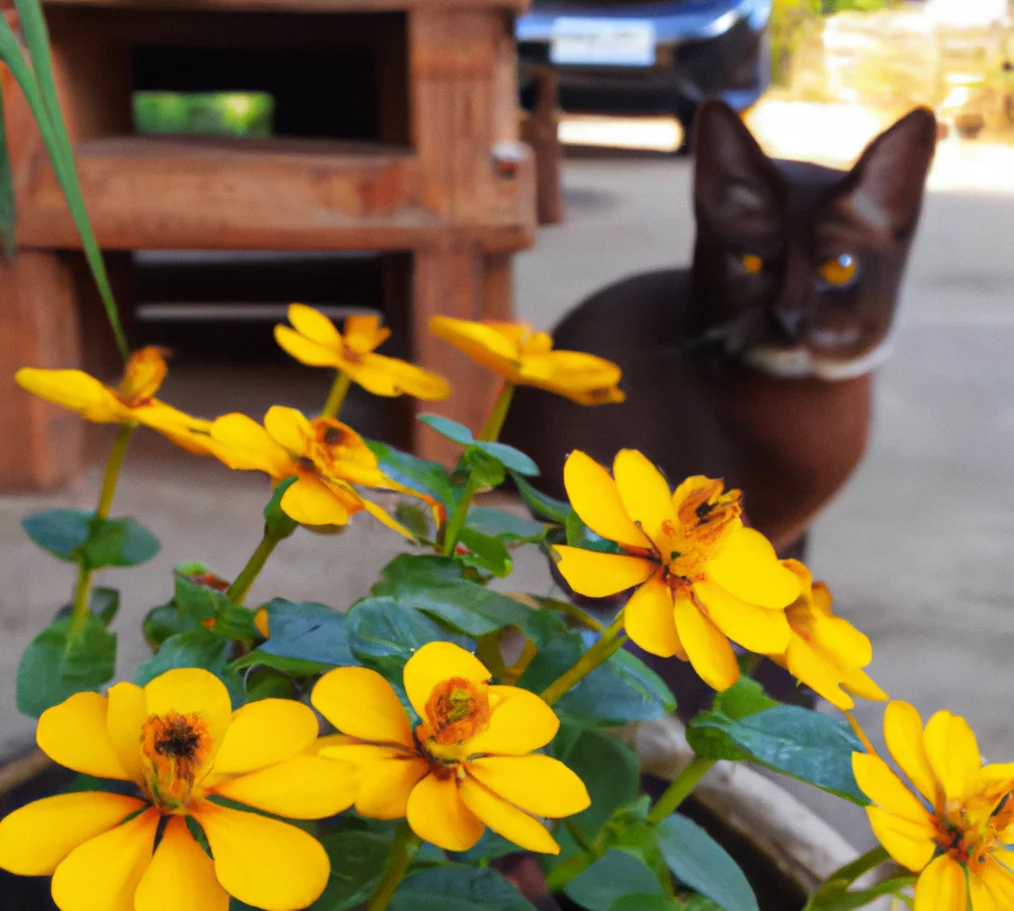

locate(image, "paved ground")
(2, 125), (1014, 850)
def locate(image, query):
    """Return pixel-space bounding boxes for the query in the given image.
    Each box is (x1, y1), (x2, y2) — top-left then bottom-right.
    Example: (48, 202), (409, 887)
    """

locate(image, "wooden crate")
(0, 0), (536, 486)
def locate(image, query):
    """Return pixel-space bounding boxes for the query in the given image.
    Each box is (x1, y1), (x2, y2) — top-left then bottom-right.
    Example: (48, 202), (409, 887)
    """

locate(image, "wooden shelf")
(16, 136), (535, 253)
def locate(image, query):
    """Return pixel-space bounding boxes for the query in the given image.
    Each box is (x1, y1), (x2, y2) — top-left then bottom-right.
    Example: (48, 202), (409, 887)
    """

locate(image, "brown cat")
(503, 100), (937, 557)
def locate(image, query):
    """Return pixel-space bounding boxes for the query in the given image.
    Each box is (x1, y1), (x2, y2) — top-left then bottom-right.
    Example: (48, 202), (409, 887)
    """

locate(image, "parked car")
(517, 0), (773, 147)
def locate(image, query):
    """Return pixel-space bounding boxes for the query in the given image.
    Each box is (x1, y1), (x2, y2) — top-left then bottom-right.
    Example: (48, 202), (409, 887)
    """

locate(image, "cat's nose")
(770, 309), (805, 342)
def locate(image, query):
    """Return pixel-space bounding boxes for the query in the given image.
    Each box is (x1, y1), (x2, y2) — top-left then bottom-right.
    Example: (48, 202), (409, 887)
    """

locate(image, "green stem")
(440, 470), (481, 557)
(226, 531), (282, 605)
(540, 609), (628, 705)
(477, 381), (515, 442)
(321, 370), (352, 420)
(812, 846), (890, 899)
(367, 823), (421, 911)
(70, 423), (134, 628)
(541, 597), (604, 632)
(647, 757), (715, 824)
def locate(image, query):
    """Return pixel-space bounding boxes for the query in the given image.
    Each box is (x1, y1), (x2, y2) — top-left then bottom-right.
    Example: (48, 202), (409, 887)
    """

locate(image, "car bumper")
(517, 1), (771, 114)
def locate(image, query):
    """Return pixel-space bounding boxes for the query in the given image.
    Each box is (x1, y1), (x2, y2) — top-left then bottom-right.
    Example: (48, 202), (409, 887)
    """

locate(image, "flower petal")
(563, 451), (650, 549)
(143, 668), (233, 770)
(517, 351), (624, 404)
(703, 526), (801, 609)
(466, 755), (590, 818)
(356, 494), (415, 539)
(343, 314), (390, 353)
(404, 641), (491, 720)
(349, 353), (450, 401)
(553, 546), (656, 598)
(288, 304), (342, 348)
(311, 666), (414, 748)
(206, 413), (294, 477)
(356, 756), (430, 819)
(458, 777), (560, 854)
(50, 808), (159, 911)
(672, 593), (740, 692)
(913, 854), (967, 911)
(784, 636), (854, 710)
(37, 692), (130, 780)
(134, 816), (228, 911)
(624, 575), (685, 659)
(853, 753), (933, 822)
(429, 317), (520, 380)
(213, 754), (358, 819)
(865, 806), (937, 872)
(15, 368), (125, 423)
(840, 665), (889, 703)
(406, 773), (485, 851)
(467, 686), (560, 755)
(106, 682), (147, 786)
(969, 870), (998, 911)
(884, 701), (940, 805)
(192, 801), (330, 911)
(281, 475), (352, 527)
(275, 324), (339, 367)
(980, 859), (1014, 907)
(264, 406), (313, 457)
(612, 449), (676, 550)
(694, 580), (791, 654)
(213, 699), (319, 775)
(925, 710), (980, 803)
(0, 792), (145, 876)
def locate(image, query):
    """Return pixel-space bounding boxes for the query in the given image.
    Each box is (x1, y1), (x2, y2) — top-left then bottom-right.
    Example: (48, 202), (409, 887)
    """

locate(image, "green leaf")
(22, 509), (160, 569)
(552, 722), (640, 840)
(346, 597), (457, 676)
(520, 631), (675, 724)
(565, 849), (664, 911)
(808, 875), (918, 911)
(656, 815), (759, 911)
(233, 599), (354, 675)
(465, 505), (546, 543)
(711, 678), (779, 720)
(395, 501), (435, 541)
(457, 527), (512, 577)
(610, 897), (682, 911)
(0, 86), (15, 260)
(462, 448), (507, 488)
(2, 4), (128, 357)
(564, 512), (624, 555)
(510, 472), (570, 523)
(309, 832), (390, 911)
(687, 705), (867, 803)
(366, 439), (460, 510)
(263, 477), (299, 539)
(16, 614), (116, 717)
(418, 414), (539, 476)
(373, 555), (564, 647)
(243, 669), (297, 702)
(172, 569), (259, 641)
(56, 587), (119, 626)
(143, 603), (187, 650)
(135, 629), (244, 706)
(390, 866), (535, 911)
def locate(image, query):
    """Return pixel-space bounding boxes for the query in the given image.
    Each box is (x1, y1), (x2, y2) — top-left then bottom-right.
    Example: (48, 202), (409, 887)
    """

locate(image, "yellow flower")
(429, 316), (625, 405)
(854, 701), (1014, 911)
(276, 305), (450, 400)
(767, 561), (887, 711)
(200, 405), (413, 535)
(553, 450), (801, 691)
(0, 668), (358, 911)
(311, 641), (590, 854)
(15, 347), (210, 453)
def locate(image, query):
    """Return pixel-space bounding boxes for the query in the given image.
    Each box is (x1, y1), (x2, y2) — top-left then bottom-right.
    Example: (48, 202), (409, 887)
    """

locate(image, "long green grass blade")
(5, 4), (129, 360)
(0, 88), (16, 261)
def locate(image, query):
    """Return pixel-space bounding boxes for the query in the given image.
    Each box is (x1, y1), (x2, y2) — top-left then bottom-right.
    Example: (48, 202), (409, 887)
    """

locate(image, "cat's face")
(691, 102), (937, 380)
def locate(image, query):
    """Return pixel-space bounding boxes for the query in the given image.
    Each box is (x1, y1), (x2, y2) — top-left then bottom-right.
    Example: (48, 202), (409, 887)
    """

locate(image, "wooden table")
(0, 0), (536, 487)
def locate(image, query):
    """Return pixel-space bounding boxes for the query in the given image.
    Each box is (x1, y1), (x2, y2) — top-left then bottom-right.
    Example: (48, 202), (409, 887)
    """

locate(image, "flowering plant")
(1, 8), (1011, 910)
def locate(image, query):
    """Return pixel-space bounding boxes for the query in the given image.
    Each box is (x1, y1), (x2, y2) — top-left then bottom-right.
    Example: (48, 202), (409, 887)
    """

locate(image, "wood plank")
(15, 136), (534, 252)
(0, 253), (84, 490)
(41, 0), (530, 11)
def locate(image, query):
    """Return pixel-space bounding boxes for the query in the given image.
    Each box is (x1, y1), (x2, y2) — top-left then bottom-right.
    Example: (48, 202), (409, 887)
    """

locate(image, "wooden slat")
(15, 136), (534, 252)
(0, 252), (84, 489)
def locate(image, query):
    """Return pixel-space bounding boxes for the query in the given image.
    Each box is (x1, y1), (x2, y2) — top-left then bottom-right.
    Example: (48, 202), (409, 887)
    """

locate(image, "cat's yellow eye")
(741, 254), (764, 274)
(818, 253), (858, 286)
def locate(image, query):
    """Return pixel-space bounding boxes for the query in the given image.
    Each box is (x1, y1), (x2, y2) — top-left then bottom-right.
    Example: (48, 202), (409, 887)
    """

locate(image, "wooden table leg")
(0, 251), (84, 490)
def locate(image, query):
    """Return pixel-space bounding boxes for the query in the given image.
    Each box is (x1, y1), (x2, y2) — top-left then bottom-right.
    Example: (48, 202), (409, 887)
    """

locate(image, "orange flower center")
(659, 481), (742, 591)
(141, 711), (211, 809)
(416, 678), (491, 760)
(934, 790), (1013, 872)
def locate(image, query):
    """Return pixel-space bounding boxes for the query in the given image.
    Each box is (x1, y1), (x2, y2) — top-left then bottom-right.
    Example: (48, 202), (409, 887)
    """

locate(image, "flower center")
(141, 711), (211, 809)
(935, 789), (1013, 871)
(416, 677), (491, 762)
(661, 481), (742, 591)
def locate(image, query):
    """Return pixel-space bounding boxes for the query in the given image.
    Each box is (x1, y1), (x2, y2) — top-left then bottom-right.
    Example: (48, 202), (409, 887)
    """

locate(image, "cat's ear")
(693, 100), (784, 236)
(841, 107), (937, 237)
